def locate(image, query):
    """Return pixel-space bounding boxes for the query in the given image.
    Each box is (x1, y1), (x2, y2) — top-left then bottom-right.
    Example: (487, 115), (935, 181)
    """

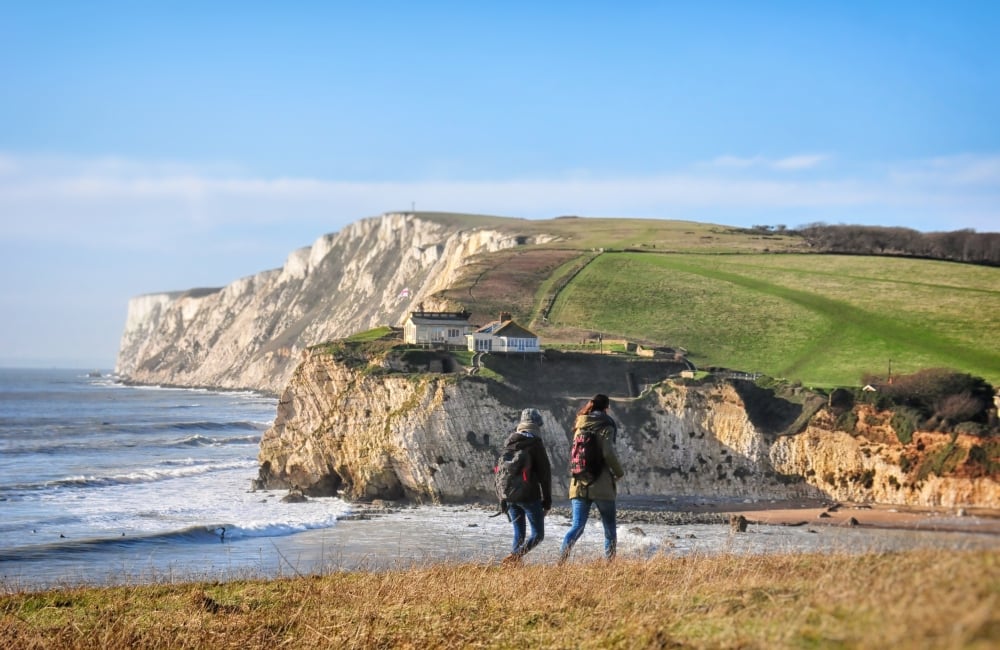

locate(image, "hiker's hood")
(504, 431), (541, 449)
(574, 412), (615, 436)
(515, 421), (541, 435)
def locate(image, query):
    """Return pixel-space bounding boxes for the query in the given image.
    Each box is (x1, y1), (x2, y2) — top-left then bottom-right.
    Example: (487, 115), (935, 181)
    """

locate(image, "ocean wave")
(131, 384), (212, 393)
(6, 418), (267, 436)
(3, 429), (261, 457)
(128, 384), (272, 401)
(0, 526), (224, 562)
(90, 418), (267, 435)
(37, 460), (259, 491)
(0, 426), (264, 457)
(171, 420), (269, 432)
(0, 516), (346, 563)
(173, 434), (262, 447)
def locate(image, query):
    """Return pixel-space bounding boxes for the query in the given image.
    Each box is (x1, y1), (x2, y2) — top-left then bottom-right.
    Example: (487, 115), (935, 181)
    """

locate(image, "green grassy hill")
(424, 213), (1000, 388)
(550, 252), (1000, 387)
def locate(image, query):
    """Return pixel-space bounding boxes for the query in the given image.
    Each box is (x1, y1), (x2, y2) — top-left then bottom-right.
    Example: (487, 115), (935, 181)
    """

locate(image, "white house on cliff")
(403, 309), (474, 347)
(467, 312), (540, 353)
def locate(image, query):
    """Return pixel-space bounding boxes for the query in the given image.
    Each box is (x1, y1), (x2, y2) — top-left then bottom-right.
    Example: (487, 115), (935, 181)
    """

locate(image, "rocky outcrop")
(769, 423), (1000, 508)
(115, 212), (546, 393)
(257, 348), (1000, 507)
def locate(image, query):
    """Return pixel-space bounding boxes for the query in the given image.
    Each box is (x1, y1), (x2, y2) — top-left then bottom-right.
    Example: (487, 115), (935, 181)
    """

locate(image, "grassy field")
(422, 212), (810, 254)
(547, 252), (1000, 387)
(2, 549), (996, 649)
(415, 213), (999, 388)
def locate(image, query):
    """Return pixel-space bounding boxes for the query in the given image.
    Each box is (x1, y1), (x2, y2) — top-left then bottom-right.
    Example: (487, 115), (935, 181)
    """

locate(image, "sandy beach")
(353, 494), (1000, 538)
(333, 495), (1000, 571)
(608, 496), (1000, 535)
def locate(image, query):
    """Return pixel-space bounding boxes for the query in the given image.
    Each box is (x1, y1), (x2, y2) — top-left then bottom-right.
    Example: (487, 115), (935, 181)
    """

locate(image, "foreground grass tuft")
(2, 549), (997, 648)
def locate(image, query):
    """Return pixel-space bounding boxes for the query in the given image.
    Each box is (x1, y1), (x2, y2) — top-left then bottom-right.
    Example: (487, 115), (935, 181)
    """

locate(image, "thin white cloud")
(706, 153), (831, 171)
(0, 151), (997, 249)
(772, 154), (830, 170)
(709, 155), (764, 169)
(888, 154), (1000, 187)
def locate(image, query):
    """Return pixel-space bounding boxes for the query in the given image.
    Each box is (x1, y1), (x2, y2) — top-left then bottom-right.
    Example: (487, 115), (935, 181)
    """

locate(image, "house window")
(448, 328), (461, 338)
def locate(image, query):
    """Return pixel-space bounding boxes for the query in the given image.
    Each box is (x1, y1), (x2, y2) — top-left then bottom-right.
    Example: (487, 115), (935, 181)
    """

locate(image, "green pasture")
(548, 252), (1000, 387)
(345, 326), (395, 342)
(420, 212), (808, 253)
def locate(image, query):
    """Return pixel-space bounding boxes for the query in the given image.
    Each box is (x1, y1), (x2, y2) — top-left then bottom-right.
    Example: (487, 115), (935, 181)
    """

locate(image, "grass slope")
(416, 213), (998, 387)
(420, 212), (810, 254)
(3, 550), (997, 648)
(547, 252), (1000, 387)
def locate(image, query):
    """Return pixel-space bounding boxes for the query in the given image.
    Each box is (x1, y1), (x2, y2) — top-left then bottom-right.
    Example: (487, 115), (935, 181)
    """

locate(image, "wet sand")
(613, 496), (1000, 535)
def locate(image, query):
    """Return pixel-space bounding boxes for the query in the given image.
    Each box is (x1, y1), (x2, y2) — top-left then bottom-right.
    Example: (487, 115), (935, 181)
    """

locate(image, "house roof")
(475, 320), (537, 339)
(407, 314), (471, 326)
(474, 319), (504, 334)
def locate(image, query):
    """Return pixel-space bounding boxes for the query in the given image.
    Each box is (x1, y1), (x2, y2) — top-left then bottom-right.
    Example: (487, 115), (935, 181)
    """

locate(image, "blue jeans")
(561, 497), (617, 559)
(508, 500), (545, 556)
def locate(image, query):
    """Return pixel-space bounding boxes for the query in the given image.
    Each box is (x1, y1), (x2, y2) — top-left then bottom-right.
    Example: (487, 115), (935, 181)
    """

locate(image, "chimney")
(500, 311), (512, 322)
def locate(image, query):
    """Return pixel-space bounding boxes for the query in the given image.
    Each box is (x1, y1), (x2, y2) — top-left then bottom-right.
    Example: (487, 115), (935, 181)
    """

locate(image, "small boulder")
(281, 488), (308, 503)
(729, 515), (748, 533)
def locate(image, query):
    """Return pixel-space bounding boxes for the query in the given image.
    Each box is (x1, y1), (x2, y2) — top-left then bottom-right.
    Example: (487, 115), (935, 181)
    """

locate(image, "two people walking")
(497, 394), (624, 565)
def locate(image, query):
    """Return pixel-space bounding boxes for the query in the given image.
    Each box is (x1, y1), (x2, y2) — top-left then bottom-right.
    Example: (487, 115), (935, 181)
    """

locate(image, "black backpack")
(494, 445), (533, 503)
(569, 428), (604, 484)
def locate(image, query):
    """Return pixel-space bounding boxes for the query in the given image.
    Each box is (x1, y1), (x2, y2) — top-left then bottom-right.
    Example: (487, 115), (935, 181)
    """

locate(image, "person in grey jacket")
(560, 394), (624, 563)
(501, 408), (553, 565)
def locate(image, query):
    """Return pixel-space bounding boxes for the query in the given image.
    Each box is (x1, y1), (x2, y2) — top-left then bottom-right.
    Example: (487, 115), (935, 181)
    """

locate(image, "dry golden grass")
(2, 549), (997, 649)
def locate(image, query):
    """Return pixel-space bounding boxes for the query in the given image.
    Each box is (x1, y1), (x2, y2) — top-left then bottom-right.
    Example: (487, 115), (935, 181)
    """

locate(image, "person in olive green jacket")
(559, 393), (625, 563)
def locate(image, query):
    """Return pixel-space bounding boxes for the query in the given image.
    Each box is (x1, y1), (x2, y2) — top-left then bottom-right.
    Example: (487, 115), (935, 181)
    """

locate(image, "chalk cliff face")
(115, 213), (538, 393)
(258, 348), (1000, 508)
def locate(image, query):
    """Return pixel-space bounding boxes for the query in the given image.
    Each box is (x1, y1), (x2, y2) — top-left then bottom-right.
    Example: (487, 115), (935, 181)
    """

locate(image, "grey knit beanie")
(519, 408), (543, 427)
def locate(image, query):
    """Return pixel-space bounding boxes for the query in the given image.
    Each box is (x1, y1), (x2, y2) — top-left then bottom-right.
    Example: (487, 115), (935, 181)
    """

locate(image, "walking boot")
(501, 553), (522, 566)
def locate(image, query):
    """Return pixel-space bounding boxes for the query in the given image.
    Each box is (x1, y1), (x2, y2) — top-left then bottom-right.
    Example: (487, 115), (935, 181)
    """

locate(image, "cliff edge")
(257, 346), (1000, 508)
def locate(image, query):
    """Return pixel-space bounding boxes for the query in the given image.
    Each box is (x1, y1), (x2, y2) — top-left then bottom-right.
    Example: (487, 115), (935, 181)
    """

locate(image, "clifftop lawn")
(2, 549), (997, 648)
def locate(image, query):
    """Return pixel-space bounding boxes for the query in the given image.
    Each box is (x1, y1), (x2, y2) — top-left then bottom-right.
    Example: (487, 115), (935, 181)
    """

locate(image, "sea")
(1, 368), (997, 593)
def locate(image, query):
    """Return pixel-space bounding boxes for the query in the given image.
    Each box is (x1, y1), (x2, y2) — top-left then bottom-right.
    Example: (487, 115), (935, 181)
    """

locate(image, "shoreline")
(349, 495), (1000, 536)
(616, 496), (1000, 535)
(4, 496), (998, 593)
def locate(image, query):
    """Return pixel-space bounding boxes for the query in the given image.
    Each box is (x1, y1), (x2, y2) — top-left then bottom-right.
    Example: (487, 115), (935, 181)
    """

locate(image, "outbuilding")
(403, 309), (474, 347)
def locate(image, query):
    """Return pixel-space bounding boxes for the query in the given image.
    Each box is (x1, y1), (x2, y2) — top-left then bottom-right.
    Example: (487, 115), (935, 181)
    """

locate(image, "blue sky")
(1, 1), (998, 368)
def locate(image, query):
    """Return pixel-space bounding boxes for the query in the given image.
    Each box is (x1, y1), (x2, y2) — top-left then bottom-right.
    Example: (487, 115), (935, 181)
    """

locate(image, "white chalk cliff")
(116, 213), (531, 393)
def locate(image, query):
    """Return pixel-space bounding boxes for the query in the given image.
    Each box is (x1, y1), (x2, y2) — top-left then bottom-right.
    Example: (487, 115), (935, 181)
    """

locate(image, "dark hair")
(579, 393), (610, 415)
